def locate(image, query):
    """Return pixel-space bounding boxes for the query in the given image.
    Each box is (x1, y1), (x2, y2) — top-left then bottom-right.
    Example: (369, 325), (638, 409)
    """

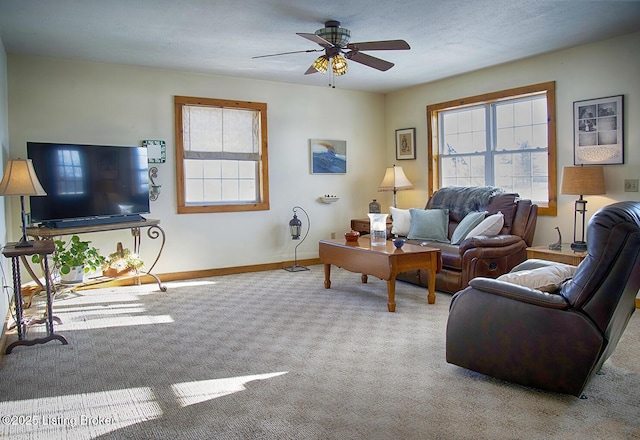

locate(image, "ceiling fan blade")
(252, 49), (322, 59)
(346, 40), (410, 51)
(297, 32), (333, 47)
(304, 64), (319, 75)
(345, 51), (395, 71)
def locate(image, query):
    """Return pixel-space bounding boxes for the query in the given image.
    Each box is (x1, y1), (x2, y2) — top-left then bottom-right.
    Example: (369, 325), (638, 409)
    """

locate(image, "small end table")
(2, 240), (68, 354)
(526, 244), (587, 266)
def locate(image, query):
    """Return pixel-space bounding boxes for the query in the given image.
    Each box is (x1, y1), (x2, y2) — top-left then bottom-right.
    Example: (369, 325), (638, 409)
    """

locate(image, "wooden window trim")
(426, 81), (557, 216)
(174, 95), (270, 213)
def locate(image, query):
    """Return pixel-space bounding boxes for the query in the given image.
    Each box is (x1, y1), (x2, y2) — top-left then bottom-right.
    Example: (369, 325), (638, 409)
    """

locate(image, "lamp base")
(570, 241), (587, 252)
(15, 236), (35, 248)
(283, 264), (310, 272)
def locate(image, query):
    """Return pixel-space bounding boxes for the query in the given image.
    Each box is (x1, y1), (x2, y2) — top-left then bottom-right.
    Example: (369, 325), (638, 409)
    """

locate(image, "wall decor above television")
(27, 142), (150, 228)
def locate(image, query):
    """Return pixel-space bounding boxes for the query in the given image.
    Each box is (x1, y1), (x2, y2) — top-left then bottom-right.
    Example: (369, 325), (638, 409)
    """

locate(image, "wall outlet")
(624, 179), (639, 192)
(330, 232), (336, 239)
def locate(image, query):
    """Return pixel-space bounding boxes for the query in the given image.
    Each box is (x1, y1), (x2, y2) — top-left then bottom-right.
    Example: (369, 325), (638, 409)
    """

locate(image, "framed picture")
(574, 95), (623, 165)
(396, 128), (416, 160)
(310, 139), (347, 174)
(143, 140), (167, 163)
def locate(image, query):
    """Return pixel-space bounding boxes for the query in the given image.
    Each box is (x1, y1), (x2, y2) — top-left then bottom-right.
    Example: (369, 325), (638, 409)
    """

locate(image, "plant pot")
(60, 266), (84, 284)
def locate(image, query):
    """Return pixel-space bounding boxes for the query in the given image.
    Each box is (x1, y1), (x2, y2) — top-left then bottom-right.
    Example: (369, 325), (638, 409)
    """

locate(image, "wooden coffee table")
(319, 237), (441, 312)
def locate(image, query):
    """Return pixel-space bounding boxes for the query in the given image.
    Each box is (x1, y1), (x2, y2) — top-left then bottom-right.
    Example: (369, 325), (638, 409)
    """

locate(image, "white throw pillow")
(389, 206), (411, 236)
(465, 211), (504, 239)
(497, 264), (576, 293)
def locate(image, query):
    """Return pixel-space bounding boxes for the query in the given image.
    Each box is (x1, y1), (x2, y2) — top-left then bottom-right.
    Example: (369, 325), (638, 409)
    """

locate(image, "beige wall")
(4, 32), (640, 280)
(385, 31), (640, 247)
(6, 56), (386, 274)
(0, 38), (9, 325)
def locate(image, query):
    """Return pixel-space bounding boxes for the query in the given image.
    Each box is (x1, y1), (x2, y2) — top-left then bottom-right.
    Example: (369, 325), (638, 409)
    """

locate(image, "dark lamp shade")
(561, 166), (606, 196)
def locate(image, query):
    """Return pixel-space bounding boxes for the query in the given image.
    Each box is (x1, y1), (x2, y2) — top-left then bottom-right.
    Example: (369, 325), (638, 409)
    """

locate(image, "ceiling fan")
(253, 20), (410, 77)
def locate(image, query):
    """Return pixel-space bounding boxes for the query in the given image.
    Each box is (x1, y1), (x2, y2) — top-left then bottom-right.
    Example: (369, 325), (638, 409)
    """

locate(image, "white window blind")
(181, 105), (261, 204)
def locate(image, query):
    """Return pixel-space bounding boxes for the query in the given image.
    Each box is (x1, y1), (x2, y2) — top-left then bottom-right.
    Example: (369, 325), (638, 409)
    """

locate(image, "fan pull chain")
(329, 61), (336, 88)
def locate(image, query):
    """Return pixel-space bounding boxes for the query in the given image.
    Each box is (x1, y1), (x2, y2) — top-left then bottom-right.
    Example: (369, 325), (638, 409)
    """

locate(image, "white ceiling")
(1, 0), (639, 93)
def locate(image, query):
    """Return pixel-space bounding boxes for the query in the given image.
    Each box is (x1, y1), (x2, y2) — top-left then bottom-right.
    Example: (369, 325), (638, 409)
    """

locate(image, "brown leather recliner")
(446, 201), (640, 397)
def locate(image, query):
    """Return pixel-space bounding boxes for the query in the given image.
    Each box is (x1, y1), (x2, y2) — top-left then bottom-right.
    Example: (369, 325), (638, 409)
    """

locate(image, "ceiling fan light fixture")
(332, 54), (348, 76)
(312, 55), (329, 73)
(315, 21), (351, 47)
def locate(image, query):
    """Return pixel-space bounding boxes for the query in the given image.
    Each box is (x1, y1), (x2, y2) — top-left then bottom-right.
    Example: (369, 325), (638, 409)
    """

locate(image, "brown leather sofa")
(445, 201), (640, 397)
(396, 187), (538, 293)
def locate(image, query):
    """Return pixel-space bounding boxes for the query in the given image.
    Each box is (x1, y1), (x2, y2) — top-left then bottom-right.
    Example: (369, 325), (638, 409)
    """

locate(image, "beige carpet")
(0, 266), (638, 439)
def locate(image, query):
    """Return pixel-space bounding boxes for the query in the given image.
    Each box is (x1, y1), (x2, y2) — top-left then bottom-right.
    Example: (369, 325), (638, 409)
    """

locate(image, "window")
(135, 150), (148, 194)
(175, 96), (269, 213)
(427, 82), (556, 216)
(57, 148), (84, 195)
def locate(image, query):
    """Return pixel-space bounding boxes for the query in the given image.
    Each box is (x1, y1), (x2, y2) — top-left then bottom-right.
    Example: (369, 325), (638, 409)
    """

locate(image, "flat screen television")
(27, 142), (150, 228)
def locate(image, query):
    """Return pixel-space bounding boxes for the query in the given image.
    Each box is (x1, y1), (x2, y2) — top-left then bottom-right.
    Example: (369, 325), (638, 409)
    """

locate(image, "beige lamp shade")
(378, 164), (413, 208)
(561, 166), (606, 196)
(378, 165), (413, 192)
(0, 159), (47, 247)
(0, 159), (47, 196)
(561, 165), (606, 252)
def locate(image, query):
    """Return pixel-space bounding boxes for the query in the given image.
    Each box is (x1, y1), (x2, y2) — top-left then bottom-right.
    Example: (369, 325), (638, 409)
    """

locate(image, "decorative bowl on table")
(392, 237), (405, 249)
(344, 230), (360, 242)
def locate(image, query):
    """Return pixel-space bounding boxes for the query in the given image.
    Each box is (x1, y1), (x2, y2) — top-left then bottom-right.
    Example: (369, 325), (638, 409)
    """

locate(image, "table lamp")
(560, 165), (605, 252)
(0, 159), (47, 247)
(378, 164), (413, 208)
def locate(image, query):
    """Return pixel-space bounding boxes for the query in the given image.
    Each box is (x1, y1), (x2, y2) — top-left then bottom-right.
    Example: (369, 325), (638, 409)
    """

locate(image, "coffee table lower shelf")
(319, 237), (441, 312)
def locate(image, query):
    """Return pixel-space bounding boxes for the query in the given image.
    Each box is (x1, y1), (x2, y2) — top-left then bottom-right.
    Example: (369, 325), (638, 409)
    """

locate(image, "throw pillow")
(389, 206), (411, 236)
(465, 211), (504, 239)
(485, 192), (518, 230)
(407, 208), (450, 242)
(497, 264), (576, 293)
(450, 211), (487, 245)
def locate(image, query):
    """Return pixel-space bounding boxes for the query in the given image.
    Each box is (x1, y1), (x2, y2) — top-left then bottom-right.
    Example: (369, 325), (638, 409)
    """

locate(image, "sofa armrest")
(466, 277), (570, 309)
(458, 234), (522, 252)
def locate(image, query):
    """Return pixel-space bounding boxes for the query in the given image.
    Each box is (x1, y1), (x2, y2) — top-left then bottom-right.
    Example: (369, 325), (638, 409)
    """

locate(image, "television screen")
(27, 142), (150, 226)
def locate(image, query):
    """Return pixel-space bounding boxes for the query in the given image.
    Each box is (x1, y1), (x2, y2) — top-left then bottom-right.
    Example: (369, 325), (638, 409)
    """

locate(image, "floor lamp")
(560, 165), (606, 252)
(378, 164), (413, 208)
(284, 206), (310, 272)
(0, 159), (47, 247)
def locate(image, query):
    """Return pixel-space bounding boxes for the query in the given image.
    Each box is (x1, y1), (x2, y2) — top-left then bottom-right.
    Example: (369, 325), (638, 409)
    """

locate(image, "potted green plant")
(102, 242), (144, 277)
(32, 235), (105, 283)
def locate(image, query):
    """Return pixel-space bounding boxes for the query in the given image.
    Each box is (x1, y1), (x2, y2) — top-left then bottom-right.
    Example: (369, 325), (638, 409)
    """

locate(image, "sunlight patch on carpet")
(163, 280), (217, 288)
(171, 372), (288, 407)
(0, 387), (161, 438)
(26, 290), (176, 332)
(58, 314), (174, 330)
